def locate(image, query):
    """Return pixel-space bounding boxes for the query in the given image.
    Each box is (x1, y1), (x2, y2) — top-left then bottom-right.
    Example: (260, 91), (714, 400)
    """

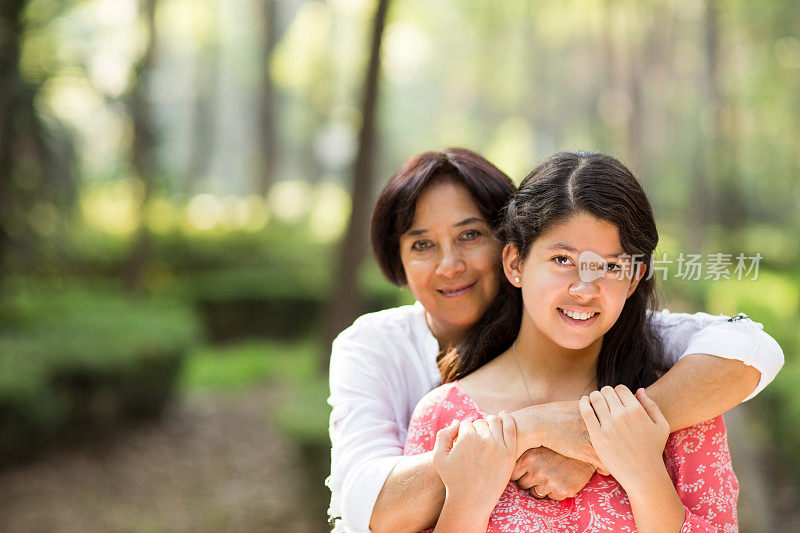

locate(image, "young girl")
(403, 152), (738, 531)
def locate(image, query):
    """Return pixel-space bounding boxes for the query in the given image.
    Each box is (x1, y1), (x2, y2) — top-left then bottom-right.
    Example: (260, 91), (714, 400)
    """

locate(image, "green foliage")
(0, 287), (200, 461)
(180, 340), (319, 392)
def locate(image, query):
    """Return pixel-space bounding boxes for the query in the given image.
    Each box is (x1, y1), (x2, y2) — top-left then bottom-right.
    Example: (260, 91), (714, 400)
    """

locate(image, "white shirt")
(327, 302), (784, 532)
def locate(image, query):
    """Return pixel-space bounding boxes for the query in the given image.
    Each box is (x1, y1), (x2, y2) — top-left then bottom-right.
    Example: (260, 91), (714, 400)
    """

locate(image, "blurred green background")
(0, 0), (798, 531)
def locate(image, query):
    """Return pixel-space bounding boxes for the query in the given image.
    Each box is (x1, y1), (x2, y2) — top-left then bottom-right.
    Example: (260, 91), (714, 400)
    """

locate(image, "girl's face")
(503, 212), (644, 351)
(399, 180), (502, 345)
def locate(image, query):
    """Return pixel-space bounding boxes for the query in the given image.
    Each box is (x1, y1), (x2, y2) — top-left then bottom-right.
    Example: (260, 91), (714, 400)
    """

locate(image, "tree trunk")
(703, 0), (743, 249)
(0, 0), (26, 292)
(125, 0), (159, 292)
(258, 0), (280, 196)
(183, 37), (219, 195)
(321, 0), (390, 364)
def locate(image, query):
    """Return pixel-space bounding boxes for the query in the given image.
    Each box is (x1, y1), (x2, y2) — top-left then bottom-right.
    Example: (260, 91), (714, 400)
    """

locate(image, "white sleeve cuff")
(338, 455), (404, 533)
(680, 322), (785, 401)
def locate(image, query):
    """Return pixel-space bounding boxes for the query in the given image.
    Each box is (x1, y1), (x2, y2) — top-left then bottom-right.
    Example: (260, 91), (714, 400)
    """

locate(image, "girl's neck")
(510, 313), (601, 389)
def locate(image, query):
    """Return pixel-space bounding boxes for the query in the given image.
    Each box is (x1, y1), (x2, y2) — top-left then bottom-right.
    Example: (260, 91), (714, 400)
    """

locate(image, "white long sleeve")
(649, 309), (784, 400)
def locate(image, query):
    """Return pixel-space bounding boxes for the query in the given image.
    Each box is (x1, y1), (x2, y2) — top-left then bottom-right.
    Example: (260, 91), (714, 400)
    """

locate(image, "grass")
(179, 339), (331, 444)
(179, 340), (321, 392)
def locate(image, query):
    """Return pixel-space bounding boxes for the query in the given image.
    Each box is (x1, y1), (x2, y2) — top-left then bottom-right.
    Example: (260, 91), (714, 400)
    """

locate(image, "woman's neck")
(425, 311), (468, 352)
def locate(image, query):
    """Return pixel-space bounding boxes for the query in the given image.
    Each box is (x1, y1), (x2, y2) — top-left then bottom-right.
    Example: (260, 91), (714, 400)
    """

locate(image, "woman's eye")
(554, 256), (573, 266)
(412, 240), (432, 251)
(605, 262), (621, 271)
(461, 229), (481, 241)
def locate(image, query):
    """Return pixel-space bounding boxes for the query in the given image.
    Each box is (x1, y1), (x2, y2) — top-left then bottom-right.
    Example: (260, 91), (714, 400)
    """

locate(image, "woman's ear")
(502, 244), (522, 287)
(625, 263), (646, 298)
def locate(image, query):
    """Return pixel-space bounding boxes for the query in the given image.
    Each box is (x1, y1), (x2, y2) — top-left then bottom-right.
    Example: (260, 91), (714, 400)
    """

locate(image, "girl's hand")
(432, 413), (517, 518)
(579, 386), (670, 490)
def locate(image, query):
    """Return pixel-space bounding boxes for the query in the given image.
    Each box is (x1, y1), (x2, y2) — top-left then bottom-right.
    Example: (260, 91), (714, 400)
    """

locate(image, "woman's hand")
(432, 413), (517, 524)
(579, 386), (670, 490)
(511, 447), (595, 500)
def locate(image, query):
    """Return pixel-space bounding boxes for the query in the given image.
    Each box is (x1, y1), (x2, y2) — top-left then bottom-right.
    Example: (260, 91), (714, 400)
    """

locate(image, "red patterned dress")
(403, 382), (738, 532)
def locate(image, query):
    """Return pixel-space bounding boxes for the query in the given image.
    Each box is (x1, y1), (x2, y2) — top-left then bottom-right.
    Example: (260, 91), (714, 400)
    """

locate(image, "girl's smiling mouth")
(557, 307), (600, 326)
(438, 282), (477, 298)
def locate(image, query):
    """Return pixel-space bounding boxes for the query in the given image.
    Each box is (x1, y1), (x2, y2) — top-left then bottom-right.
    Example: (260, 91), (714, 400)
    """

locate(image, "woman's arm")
(647, 353), (758, 431)
(370, 454), (444, 532)
(512, 310), (784, 461)
(329, 321), (437, 533)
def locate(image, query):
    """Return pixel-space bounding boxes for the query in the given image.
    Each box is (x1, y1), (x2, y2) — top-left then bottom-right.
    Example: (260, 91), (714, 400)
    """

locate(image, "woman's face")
(399, 180), (502, 345)
(504, 212), (644, 351)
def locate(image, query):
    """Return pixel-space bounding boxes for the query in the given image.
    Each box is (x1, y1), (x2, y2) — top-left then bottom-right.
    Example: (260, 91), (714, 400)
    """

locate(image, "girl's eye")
(605, 262), (621, 271)
(412, 240), (433, 252)
(461, 229), (481, 241)
(554, 255), (573, 266)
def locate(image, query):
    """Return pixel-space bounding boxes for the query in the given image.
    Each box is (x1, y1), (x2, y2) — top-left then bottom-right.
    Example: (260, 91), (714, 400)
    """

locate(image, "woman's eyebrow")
(453, 217), (485, 228)
(405, 217), (485, 237)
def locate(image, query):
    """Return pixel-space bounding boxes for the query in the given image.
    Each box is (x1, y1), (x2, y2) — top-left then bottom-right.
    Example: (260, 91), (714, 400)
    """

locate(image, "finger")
(614, 384), (638, 409)
(579, 396), (601, 435)
(511, 448), (536, 480)
(588, 390), (611, 422)
(459, 420), (476, 439)
(600, 385), (623, 414)
(636, 388), (669, 427)
(473, 418), (492, 439)
(486, 415), (503, 440)
(515, 471), (545, 490)
(433, 420), (459, 455)
(500, 412), (517, 451)
(529, 485), (550, 499)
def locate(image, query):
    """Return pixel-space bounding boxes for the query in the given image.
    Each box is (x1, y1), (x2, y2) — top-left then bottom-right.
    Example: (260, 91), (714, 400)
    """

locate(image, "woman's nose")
(436, 245), (466, 278)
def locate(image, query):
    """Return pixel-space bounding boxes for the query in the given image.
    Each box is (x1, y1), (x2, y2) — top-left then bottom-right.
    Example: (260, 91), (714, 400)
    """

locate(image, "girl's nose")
(568, 278), (601, 299)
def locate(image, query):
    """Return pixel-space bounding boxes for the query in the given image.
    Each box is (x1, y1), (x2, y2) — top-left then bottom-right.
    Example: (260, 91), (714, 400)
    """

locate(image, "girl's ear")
(502, 244), (522, 287)
(626, 263), (646, 298)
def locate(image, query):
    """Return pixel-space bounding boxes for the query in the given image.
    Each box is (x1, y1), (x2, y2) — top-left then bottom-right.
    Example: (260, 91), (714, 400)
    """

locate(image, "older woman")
(327, 148), (783, 533)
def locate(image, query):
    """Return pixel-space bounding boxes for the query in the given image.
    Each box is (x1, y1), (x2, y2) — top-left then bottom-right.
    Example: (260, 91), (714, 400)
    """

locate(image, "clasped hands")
(432, 385), (667, 503)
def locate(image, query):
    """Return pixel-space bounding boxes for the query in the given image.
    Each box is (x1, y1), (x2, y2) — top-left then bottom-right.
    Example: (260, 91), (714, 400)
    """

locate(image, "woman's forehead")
(407, 181), (487, 229)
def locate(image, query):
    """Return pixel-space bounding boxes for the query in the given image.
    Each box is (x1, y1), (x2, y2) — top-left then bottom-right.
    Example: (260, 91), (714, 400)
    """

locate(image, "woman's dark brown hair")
(371, 148), (516, 286)
(439, 151), (667, 390)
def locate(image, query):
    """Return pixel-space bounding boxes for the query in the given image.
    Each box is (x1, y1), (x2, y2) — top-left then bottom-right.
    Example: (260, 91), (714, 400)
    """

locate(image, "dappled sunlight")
(185, 193), (221, 231)
(309, 182), (351, 243)
(81, 179), (140, 235)
(484, 118), (536, 183)
(267, 180), (313, 224)
(382, 21), (431, 84)
(2, 1), (799, 530)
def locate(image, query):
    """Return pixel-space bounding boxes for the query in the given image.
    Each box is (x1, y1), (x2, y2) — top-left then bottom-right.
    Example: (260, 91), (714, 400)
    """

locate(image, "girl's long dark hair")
(438, 151), (667, 390)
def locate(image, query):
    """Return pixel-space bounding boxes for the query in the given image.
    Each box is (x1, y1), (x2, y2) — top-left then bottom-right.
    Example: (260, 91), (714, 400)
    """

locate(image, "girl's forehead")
(534, 213), (623, 254)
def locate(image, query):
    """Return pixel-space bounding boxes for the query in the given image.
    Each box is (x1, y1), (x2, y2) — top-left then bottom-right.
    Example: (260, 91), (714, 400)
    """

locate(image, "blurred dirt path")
(0, 386), (326, 533)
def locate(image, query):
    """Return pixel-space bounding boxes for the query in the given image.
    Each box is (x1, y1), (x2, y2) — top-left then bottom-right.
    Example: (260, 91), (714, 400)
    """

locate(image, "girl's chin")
(550, 332), (600, 351)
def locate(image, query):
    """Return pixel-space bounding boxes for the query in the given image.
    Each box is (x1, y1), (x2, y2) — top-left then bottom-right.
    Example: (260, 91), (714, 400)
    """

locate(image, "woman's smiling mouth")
(437, 282), (477, 298)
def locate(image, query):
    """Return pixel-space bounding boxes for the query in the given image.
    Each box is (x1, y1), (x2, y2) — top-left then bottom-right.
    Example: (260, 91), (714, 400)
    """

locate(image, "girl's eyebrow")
(545, 242), (626, 258)
(405, 217), (485, 237)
